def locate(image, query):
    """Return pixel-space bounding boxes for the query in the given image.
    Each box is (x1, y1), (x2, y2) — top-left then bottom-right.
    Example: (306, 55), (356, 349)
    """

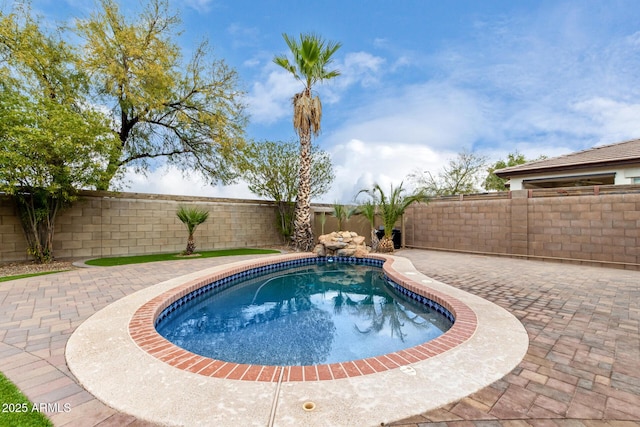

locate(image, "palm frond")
(332, 203), (357, 230)
(358, 182), (428, 239)
(273, 55), (299, 80)
(274, 33), (342, 90)
(357, 200), (377, 229)
(176, 205), (209, 235)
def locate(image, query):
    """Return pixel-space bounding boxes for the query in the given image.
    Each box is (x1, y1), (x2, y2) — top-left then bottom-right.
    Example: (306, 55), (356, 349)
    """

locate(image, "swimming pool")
(128, 253), (478, 382)
(68, 252), (529, 425)
(155, 258), (453, 366)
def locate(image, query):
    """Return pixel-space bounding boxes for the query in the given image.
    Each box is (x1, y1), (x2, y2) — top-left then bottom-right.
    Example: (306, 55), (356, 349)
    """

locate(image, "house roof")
(494, 138), (640, 178)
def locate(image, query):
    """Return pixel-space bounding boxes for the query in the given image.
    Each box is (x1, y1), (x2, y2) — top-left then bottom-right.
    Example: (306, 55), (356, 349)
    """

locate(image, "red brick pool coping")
(128, 253), (478, 382)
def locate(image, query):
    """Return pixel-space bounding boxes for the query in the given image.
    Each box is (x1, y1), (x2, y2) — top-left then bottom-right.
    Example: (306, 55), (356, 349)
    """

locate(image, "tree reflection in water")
(156, 262), (452, 365)
(324, 269), (434, 343)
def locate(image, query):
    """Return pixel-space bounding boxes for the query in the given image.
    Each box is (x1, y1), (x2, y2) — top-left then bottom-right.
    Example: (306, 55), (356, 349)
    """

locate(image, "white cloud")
(183, 0), (215, 13)
(415, 4), (640, 160)
(305, 80), (494, 202)
(572, 97), (640, 144)
(243, 58), (261, 67)
(325, 81), (490, 151)
(373, 38), (390, 49)
(319, 52), (386, 105)
(121, 165), (257, 200)
(626, 31), (640, 47)
(318, 139), (449, 203)
(246, 50), (386, 122)
(227, 23), (261, 48)
(336, 52), (385, 89)
(244, 68), (301, 125)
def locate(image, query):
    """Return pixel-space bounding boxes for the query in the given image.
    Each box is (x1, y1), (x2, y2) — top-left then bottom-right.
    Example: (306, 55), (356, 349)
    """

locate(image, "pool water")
(156, 261), (453, 366)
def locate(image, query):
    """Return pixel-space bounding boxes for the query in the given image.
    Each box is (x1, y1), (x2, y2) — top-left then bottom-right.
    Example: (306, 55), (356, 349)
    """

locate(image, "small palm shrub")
(332, 203), (357, 231)
(320, 211), (327, 235)
(358, 183), (427, 253)
(176, 205), (210, 255)
(357, 200), (379, 251)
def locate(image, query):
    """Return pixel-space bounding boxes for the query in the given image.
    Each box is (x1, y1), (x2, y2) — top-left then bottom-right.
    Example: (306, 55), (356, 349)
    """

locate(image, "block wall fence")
(403, 185), (640, 270)
(0, 191), (282, 263)
(2, 185), (640, 268)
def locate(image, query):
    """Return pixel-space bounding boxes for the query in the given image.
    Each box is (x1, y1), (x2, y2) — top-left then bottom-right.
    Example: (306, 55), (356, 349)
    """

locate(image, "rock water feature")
(313, 231), (370, 257)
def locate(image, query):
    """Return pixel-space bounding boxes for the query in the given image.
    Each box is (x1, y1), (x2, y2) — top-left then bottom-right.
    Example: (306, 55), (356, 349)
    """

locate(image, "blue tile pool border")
(129, 253), (479, 382)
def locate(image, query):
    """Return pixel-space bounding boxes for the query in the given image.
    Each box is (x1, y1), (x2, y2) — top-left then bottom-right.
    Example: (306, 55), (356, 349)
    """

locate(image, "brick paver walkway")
(1, 250), (638, 426)
(0, 256), (267, 426)
(392, 250), (640, 427)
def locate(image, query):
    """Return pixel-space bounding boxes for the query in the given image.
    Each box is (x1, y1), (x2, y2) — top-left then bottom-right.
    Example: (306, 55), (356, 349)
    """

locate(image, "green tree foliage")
(239, 140), (334, 203)
(237, 140), (334, 242)
(273, 33), (341, 251)
(484, 152), (546, 191)
(176, 205), (209, 255)
(76, 0), (247, 189)
(0, 5), (118, 262)
(358, 183), (427, 253)
(409, 150), (487, 196)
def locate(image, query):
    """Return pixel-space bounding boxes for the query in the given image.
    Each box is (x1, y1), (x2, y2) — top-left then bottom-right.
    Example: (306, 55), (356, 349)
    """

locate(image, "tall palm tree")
(176, 205), (209, 255)
(359, 183), (428, 253)
(273, 33), (341, 251)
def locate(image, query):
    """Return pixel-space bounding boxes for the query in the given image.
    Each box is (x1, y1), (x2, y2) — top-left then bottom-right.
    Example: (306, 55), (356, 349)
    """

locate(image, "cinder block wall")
(0, 191), (281, 262)
(0, 196), (29, 261)
(404, 186), (640, 269)
(527, 192), (640, 264)
(3, 185), (640, 268)
(405, 195), (512, 254)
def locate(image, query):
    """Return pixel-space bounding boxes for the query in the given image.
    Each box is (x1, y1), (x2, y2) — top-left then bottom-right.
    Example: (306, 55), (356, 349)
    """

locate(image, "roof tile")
(495, 138), (640, 177)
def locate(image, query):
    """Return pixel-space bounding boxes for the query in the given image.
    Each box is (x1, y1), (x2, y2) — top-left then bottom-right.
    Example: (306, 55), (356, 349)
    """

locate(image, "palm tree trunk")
(185, 233), (196, 255)
(377, 236), (394, 253)
(293, 131), (314, 251)
(370, 228), (379, 252)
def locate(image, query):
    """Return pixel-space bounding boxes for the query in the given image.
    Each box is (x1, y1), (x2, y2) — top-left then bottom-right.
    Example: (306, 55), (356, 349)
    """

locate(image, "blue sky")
(27, 0), (640, 202)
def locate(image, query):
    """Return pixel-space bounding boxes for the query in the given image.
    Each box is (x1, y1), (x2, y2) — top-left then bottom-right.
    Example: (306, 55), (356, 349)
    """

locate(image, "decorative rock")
(313, 244), (326, 257)
(353, 246), (369, 258)
(314, 231), (370, 258)
(325, 240), (348, 250)
(336, 247), (356, 257)
(352, 236), (365, 245)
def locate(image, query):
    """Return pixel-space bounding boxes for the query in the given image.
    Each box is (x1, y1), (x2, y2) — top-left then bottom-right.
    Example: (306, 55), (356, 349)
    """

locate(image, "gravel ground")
(0, 259), (78, 277)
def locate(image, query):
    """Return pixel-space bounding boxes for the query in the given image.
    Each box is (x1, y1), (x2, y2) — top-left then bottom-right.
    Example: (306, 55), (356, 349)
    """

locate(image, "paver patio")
(0, 250), (638, 426)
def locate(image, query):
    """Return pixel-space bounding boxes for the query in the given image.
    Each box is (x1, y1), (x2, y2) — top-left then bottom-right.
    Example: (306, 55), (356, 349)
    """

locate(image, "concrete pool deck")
(0, 249), (639, 426)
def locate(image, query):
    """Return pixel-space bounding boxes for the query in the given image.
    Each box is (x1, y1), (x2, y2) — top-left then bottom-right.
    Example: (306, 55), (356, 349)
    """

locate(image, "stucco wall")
(0, 191), (281, 263)
(508, 166), (640, 190)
